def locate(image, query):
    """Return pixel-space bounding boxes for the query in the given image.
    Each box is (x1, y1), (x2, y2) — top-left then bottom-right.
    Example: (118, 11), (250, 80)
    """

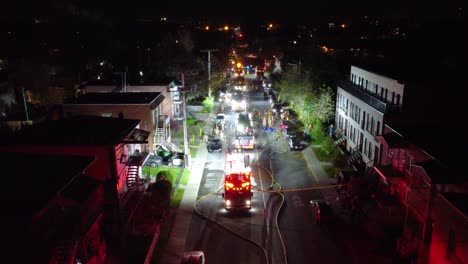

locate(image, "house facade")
(335, 65), (467, 263)
(335, 65), (404, 169)
(84, 80), (179, 120)
(0, 116), (151, 263)
(374, 125), (467, 263)
(79, 81), (183, 152)
(62, 92), (181, 153)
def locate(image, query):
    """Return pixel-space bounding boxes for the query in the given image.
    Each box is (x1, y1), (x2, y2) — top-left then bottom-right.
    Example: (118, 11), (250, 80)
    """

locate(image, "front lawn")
(142, 166), (190, 185)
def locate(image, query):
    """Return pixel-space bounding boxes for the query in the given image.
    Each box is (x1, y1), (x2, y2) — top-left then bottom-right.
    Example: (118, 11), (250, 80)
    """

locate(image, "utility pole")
(181, 73), (190, 168)
(201, 49), (217, 98)
(22, 87), (29, 121)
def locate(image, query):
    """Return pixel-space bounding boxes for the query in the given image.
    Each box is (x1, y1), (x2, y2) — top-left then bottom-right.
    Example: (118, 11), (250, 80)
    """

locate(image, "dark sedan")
(207, 138), (223, 153)
(288, 137), (302, 151)
(143, 152), (163, 167)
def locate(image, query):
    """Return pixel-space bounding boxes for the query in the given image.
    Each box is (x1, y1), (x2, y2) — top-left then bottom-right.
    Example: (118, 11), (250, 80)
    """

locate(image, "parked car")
(207, 138), (223, 153)
(144, 152), (163, 167)
(283, 127), (297, 139)
(215, 113), (226, 126)
(170, 152), (185, 167)
(288, 137), (302, 151)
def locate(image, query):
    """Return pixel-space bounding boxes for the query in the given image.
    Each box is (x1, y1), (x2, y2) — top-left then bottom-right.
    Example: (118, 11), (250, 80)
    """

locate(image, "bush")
(201, 97), (214, 113)
(156, 171), (171, 181)
(310, 122), (326, 144)
(153, 179), (173, 201)
(315, 137), (339, 162)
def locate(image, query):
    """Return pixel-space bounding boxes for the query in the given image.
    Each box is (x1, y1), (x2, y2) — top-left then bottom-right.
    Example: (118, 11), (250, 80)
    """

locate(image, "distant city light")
(205, 26), (210, 30)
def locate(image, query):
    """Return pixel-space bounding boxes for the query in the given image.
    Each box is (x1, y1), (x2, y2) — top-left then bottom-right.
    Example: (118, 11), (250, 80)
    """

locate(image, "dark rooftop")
(413, 159), (462, 184)
(0, 152), (95, 263)
(65, 92), (164, 106)
(440, 192), (468, 217)
(380, 131), (408, 148)
(0, 115), (141, 146)
(86, 78), (176, 86)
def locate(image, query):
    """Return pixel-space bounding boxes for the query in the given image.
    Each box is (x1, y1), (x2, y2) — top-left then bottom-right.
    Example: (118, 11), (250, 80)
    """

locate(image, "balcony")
(337, 80), (401, 114)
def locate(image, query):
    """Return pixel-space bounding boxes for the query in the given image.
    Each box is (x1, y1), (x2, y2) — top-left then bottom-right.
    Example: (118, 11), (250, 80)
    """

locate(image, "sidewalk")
(156, 115), (213, 264)
(302, 146), (340, 204)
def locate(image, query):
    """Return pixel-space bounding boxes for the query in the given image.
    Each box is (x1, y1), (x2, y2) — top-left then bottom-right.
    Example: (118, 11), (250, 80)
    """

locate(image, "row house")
(335, 65), (404, 169)
(335, 65), (467, 263)
(2, 152), (101, 264)
(63, 92), (181, 153)
(0, 115), (151, 263)
(81, 79), (183, 152)
(374, 124), (467, 263)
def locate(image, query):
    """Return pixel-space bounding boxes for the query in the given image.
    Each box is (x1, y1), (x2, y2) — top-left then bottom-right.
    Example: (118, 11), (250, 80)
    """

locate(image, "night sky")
(4, 0), (465, 22)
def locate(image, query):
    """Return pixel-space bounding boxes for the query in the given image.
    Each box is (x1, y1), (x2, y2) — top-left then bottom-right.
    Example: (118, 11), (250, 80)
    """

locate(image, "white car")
(215, 113), (226, 125)
(170, 152), (185, 167)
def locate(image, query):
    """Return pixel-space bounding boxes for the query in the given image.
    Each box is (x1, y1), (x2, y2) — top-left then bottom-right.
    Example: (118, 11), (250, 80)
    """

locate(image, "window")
(376, 121), (381, 135)
(366, 113), (370, 131)
(361, 111), (366, 129)
(358, 108), (361, 125)
(364, 138), (368, 156)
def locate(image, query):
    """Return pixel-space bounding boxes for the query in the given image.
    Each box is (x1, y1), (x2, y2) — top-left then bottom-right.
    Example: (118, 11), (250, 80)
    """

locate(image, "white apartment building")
(335, 65), (404, 167)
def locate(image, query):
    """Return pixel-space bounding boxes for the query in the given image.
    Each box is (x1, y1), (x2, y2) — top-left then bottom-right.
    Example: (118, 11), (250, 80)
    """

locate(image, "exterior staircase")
(154, 128), (182, 153)
(160, 140), (182, 153)
(126, 165), (139, 190)
(334, 136), (346, 146)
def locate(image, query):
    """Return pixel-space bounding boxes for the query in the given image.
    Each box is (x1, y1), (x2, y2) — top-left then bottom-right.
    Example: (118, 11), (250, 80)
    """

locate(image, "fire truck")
(233, 112), (255, 150)
(222, 153), (253, 211)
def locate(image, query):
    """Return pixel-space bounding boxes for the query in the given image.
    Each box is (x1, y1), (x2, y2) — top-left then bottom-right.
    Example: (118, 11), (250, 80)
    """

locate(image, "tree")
(277, 69), (313, 109)
(313, 85), (336, 123)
